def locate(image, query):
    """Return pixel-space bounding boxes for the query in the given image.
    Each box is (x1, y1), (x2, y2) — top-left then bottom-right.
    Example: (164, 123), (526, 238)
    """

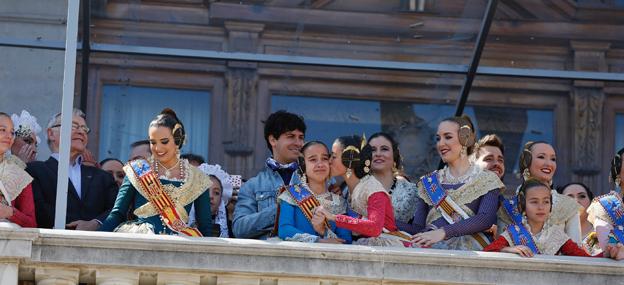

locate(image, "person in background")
(197, 163), (233, 237)
(0, 112), (37, 228)
(181, 153), (205, 167)
(232, 110), (305, 239)
(10, 110), (41, 165)
(100, 158), (125, 188)
(472, 134), (505, 180)
(128, 140), (151, 162)
(27, 108), (117, 230)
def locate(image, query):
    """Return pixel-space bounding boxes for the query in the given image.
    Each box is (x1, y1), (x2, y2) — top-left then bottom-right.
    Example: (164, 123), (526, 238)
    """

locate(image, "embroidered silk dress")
(334, 175), (408, 247)
(498, 186), (582, 244)
(485, 221), (597, 257)
(586, 191), (624, 252)
(390, 178), (421, 227)
(407, 164), (503, 250)
(0, 155), (36, 228)
(100, 159), (212, 236)
(277, 187), (352, 243)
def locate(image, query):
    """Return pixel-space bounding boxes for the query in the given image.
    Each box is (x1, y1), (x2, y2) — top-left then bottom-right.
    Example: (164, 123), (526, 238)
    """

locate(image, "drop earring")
(364, 159), (371, 174)
(346, 168), (352, 179)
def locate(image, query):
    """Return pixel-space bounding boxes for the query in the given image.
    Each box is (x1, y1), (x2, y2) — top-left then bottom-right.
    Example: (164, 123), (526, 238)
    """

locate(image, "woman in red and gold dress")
(0, 112), (37, 228)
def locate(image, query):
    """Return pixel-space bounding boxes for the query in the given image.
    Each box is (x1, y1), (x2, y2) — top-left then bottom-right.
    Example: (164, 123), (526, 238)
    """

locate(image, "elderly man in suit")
(27, 108), (117, 230)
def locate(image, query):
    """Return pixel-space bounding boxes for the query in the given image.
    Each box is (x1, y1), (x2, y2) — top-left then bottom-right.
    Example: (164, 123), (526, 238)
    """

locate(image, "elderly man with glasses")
(26, 108), (118, 230)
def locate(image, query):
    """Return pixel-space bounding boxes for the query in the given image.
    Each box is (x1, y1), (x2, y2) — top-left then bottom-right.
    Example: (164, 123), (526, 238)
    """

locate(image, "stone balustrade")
(1, 225), (623, 285)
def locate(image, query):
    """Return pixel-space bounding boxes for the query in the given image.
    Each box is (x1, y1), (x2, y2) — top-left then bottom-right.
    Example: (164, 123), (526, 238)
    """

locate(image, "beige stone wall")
(1, 225), (623, 285)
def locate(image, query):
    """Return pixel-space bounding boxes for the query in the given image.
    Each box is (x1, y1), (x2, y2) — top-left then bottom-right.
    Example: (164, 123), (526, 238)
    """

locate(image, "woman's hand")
(315, 206), (336, 221)
(502, 245), (534, 257)
(411, 228), (446, 247)
(311, 210), (327, 236)
(16, 143), (37, 163)
(607, 243), (624, 260)
(0, 204), (14, 219)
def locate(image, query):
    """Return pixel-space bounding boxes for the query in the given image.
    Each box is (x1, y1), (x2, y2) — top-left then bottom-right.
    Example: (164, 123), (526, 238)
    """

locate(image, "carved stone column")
(35, 267), (79, 285)
(223, 22), (264, 177)
(570, 41), (611, 194)
(96, 269), (139, 285)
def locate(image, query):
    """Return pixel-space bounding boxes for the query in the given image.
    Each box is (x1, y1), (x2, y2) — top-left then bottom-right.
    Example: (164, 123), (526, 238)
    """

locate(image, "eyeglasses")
(50, 123), (91, 134)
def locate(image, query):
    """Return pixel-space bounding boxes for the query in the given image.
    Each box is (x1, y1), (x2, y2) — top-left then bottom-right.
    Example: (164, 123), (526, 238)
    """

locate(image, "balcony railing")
(1, 224), (623, 285)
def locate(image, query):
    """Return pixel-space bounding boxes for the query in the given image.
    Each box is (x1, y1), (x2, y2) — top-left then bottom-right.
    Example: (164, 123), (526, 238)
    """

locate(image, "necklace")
(157, 159), (180, 178)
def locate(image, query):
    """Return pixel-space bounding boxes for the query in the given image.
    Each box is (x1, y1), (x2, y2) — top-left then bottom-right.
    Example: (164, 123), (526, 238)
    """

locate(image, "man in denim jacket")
(232, 110), (306, 239)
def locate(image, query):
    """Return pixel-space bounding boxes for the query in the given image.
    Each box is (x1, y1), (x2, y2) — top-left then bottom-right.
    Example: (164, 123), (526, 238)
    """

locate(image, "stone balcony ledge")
(0, 225), (622, 285)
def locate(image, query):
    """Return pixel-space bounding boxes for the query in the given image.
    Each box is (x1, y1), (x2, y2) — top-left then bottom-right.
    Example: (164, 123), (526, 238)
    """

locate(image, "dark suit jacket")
(26, 157), (119, 229)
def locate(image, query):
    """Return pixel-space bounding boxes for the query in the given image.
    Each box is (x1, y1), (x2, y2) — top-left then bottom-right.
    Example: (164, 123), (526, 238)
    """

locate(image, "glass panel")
(482, 0), (624, 76)
(272, 94), (554, 186)
(616, 113), (624, 152)
(99, 85), (211, 162)
(89, 0), (487, 66)
(0, 0), (69, 162)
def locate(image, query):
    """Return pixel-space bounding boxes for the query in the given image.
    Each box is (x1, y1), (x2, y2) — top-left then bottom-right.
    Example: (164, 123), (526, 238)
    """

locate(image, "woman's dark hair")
(263, 110), (306, 153)
(368, 132), (402, 170)
(100, 158), (123, 167)
(440, 115), (477, 155)
(208, 174), (224, 190)
(181, 153), (205, 165)
(334, 135), (363, 169)
(556, 182), (594, 201)
(518, 178), (552, 213)
(149, 108), (185, 148)
(298, 141), (329, 175)
(611, 147), (624, 186)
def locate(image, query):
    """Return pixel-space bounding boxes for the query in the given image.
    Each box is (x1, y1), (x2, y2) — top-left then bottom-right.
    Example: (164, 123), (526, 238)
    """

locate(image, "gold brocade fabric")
(350, 175), (389, 218)
(502, 221), (569, 255)
(278, 188), (347, 215)
(417, 169), (504, 224)
(125, 161), (212, 220)
(0, 155), (33, 203)
(586, 191), (621, 226)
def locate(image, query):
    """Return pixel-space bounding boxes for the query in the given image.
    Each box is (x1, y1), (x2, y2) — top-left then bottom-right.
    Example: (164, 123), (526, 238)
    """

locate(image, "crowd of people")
(2, 107), (624, 260)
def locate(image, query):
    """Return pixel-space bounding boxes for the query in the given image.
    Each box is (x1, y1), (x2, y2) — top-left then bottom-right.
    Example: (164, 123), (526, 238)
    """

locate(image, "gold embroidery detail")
(125, 161), (212, 220)
(417, 169), (503, 223)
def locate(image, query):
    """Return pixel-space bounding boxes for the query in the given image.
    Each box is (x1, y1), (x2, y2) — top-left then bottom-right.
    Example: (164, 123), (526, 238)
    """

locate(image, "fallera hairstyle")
(334, 135), (363, 171)
(440, 115), (477, 155)
(149, 108), (186, 148)
(474, 134), (505, 158)
(263, 110), (306, 153)
(298, 141), (329, 175)
(181, 153), (205, 165)
(100, 158), (123, 167)
(556, 182), (594, 201)
(518, 140), (550, 174)
(367, 132), (402, 170)
(610, 147), (624, 186)
(517, 178), (552, 213)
